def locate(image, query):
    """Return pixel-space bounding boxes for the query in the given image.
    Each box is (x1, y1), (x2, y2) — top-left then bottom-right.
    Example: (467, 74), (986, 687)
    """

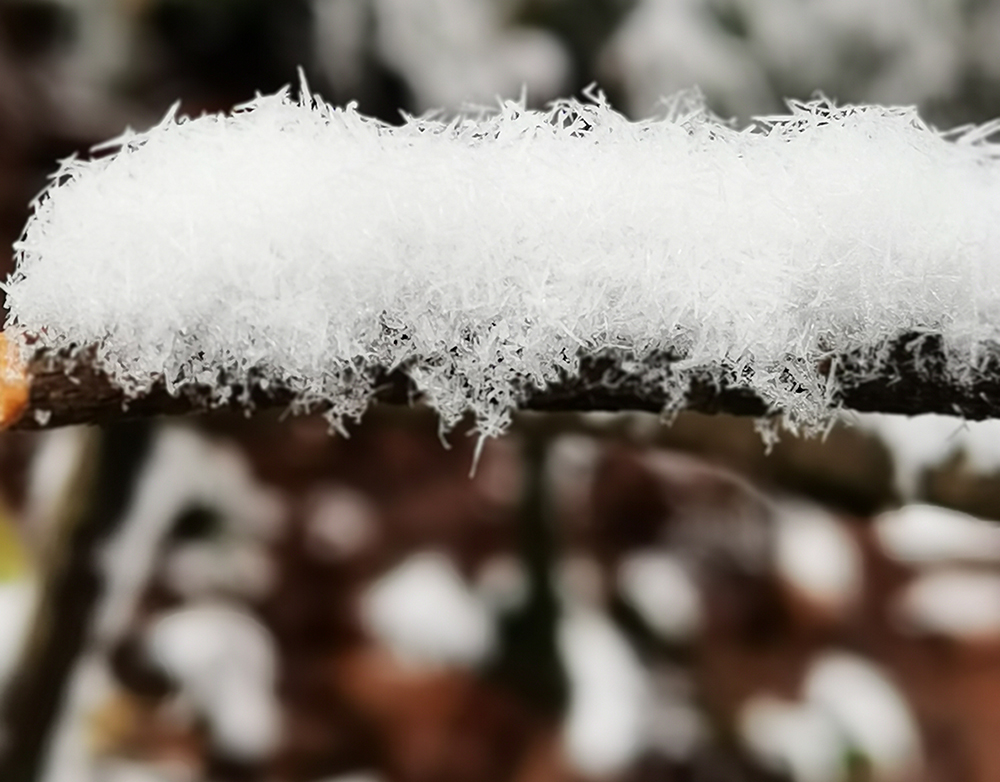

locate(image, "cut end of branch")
(0, 333), (30, 429)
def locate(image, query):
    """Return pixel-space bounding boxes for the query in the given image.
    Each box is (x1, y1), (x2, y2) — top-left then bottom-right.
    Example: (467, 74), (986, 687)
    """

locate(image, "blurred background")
(2, 2), (1000, 781)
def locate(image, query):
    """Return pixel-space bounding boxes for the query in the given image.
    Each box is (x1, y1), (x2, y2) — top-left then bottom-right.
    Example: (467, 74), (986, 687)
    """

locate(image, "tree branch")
(2, 332), (999, 431)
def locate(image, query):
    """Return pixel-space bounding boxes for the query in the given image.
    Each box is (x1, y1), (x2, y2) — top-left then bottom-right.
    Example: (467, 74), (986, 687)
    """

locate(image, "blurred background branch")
(0, 421), (152, 782)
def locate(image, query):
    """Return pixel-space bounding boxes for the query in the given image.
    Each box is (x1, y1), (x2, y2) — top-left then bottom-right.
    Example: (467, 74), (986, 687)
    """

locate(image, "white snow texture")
(6, 81), (1000, 437)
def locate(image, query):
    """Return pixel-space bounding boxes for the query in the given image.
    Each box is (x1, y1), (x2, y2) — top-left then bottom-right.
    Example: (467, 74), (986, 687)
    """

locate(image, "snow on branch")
(3, 84), (1000, 434)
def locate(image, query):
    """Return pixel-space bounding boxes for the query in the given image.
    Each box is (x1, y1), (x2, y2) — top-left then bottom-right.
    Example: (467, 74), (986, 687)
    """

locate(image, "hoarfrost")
(6, 83), (1000, 439)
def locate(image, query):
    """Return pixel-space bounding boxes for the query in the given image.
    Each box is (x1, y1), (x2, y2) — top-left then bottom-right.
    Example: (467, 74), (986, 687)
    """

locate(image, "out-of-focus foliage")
(0, 504), (28, 581)
(599, 0), (1000, 124)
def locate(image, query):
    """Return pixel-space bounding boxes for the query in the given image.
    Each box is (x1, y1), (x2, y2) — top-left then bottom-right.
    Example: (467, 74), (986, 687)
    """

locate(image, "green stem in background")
(0, 420), (154, 782)
(487, 422), (568, 716)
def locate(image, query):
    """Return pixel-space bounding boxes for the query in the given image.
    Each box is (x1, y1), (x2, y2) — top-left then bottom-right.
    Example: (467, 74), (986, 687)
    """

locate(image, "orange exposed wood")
(0, 333), (29, 429)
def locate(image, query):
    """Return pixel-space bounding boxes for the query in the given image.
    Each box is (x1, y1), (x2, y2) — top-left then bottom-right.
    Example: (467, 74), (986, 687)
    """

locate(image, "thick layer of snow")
(617, 550), (703, 640)
(896, 569), (1000, 638)
(359, 551), (497, 668)
(875, 504), (1000, 564)
(7, 86), (1000, 437)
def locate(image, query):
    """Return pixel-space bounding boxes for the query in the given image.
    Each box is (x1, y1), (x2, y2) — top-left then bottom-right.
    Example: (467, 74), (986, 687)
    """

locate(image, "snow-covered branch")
(4, 86), (1000, 435)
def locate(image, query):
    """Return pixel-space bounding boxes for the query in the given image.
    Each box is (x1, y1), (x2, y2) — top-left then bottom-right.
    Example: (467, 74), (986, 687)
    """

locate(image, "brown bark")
(0, 421), (155, 782)
(2, 332), (999, 431)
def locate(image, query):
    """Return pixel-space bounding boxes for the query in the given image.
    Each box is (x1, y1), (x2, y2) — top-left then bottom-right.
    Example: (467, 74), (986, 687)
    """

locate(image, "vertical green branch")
(487, 422), (568, 715)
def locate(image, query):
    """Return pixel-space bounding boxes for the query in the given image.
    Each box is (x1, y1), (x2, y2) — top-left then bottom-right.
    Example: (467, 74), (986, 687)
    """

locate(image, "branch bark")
(2, 332), (999, 431)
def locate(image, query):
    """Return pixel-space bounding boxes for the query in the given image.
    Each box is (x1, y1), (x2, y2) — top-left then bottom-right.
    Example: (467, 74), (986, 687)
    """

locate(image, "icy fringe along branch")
(3, 79), (1000, 439)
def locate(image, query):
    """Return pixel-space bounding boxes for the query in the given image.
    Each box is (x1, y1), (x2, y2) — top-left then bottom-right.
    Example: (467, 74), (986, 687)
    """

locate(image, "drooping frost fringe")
(5, 83), (1000, 437)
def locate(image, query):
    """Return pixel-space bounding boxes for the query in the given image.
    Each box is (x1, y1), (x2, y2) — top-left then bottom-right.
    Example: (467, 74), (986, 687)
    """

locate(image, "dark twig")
(2, 332), (1000, 432)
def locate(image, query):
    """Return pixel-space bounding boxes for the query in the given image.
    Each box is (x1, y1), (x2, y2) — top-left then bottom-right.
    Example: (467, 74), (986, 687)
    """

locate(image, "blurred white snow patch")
(642, 450), (772, 572)
(0, 578), (37, 696)
(875, 504), (1000, 564)
(475, 554), (529, 614)
(774, 502), (862, 612)
(607, 0), (963, 118)
(25, 426), (88, 532)
(312, 773), (384, 782)
(305, 485), (380, 561)
(312, 0), (369, 95)
(97, 426), (285, 642)
(761, 0), (961, 104)
(815, 0), (961, 105)
(617, 550), (702, 640)
(371, 0), (568, 110)
(645, 669), (708, 761)
(804, 652), (922, 780)
(314, 0), (569, 111)
(194, 439), (286, 541)
(556, 554), (607, 608)
(896, 569), (1000, 639)
(95, 759), (197, 782)
(163, 538), (276, 601)
(360, 551), (496, 668)
(970, 1), (1000, 80)
(852, 413), (1000, 499)
(601, 0), (776, 120)
(956, 420), (1000, 476)
(558, 608), (650, 777)
(546, 435), (601, 522)
(7, 0), (160, 139)
(851, 413), (963, 499)
(41, 655), (117, 782)
(739, 695), (847, 782)
(96, 427), (206, 643)
(11, 88), (1000, 440)
(472, 436), (524, 506)
(146, 602), (282, 761)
